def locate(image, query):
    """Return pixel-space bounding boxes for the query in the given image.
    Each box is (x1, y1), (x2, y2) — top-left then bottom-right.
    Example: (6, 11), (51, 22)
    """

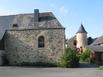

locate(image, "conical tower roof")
(77, 24), (87, 33)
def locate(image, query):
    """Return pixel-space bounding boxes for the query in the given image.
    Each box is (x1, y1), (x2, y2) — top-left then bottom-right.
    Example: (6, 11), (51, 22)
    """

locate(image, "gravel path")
(0, 67), (103, 77)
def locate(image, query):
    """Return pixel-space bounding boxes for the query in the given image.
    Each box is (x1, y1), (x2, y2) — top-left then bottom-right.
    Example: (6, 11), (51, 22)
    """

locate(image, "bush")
(58, 48), (79, 68)
(80, 48), (91, 63)
(98, 66), (103, 70)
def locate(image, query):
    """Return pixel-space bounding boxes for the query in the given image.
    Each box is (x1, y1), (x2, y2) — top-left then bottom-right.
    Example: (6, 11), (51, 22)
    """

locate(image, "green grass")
(98, 66), (103, 70)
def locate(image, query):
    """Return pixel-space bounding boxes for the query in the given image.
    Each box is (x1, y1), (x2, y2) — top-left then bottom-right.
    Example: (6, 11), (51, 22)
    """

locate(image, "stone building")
(0, 9), (65, 65)
(67, 24), (103, 64)
(76, 24), (87, 49)
(88, 36), (103, 64)
(66, 36), (76, 49)
(66, 24), (87, 49)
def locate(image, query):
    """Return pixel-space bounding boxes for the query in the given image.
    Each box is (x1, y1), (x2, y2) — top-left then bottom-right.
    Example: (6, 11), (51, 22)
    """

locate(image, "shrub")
(58, 48), (79, 68)
(80, 48), (92, 63)
(98, 66), (103, 70)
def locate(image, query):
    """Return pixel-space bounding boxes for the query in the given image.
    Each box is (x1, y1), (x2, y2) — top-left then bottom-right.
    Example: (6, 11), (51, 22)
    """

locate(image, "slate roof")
(87, 36), (103, 52)
(0, 11), (64, 40)
(76, 24), (87, 33)
(87, 45), (103, 52)
(90, 36), (103, 46)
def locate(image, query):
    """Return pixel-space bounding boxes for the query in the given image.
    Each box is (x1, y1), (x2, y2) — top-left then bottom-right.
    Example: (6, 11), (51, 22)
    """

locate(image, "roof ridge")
(0, 12), (53, 17)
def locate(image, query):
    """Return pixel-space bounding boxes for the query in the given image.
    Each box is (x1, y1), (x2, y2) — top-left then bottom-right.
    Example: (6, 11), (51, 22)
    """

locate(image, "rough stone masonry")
(0, 9), (65, 65)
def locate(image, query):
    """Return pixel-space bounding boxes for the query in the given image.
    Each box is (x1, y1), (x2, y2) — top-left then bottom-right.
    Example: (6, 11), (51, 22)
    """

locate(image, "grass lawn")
(98, 66), (103, 70)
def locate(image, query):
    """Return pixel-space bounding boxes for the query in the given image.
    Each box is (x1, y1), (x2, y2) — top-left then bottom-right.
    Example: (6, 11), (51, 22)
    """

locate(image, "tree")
(80, 48), (92, 63)
(58, 48), (79, 67)
(88, 37), (94, 45)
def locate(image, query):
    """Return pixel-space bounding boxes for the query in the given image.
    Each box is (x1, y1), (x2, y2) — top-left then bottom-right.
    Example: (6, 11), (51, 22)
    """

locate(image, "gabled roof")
(87, 45), (103, 52)
(76, 24), (87, 33)
(90, 36), (103, 46)
(0, 11), (64, 40)
(0, 15), (15, 40)
(87, 35), (103, 52)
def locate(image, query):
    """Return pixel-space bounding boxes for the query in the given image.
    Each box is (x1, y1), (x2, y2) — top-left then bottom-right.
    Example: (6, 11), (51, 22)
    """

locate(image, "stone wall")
(0, 50), (5, 65)
(76, 33), (87, 49)
(4, 29), (65, 65)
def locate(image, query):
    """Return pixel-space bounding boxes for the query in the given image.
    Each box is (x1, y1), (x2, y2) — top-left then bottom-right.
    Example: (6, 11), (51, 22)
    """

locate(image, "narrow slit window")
(38, 36), (45, 48)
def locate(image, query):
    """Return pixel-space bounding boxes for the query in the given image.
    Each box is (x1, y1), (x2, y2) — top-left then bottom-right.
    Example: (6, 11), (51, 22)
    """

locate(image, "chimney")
(34, 9), (39, 22)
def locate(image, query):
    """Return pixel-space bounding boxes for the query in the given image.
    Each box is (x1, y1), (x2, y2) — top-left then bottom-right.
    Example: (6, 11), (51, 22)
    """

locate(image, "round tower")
(76, 24), (87, 49)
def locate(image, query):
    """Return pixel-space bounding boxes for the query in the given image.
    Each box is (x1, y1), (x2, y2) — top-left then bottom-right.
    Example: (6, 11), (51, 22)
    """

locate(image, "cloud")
(59, 6), (69, 16)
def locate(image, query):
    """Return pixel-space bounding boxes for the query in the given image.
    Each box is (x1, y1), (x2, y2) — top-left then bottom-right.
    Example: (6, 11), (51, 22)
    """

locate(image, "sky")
(0, 0), (103, 39)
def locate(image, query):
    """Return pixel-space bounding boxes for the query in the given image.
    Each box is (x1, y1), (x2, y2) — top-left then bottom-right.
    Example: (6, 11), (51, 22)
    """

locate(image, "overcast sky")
(0, 0), (103, 39)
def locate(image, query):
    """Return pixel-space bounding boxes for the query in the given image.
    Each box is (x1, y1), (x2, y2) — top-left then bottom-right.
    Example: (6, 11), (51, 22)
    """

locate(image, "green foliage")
(98, 66), (103, 70)
(80, 48), (92, 63)
(58, 48), (79, 68)
(88, 37), (94, 45)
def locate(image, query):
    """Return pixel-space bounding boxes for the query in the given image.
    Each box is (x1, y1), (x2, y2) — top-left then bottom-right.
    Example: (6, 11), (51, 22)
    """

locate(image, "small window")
(38, 36), (45, 48)
(73, 40), (77, 46)
(13, 24), (18, 27)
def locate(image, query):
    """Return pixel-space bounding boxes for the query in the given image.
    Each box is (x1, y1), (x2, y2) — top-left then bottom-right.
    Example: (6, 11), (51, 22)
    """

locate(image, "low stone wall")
(4, 29), (65, 65)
